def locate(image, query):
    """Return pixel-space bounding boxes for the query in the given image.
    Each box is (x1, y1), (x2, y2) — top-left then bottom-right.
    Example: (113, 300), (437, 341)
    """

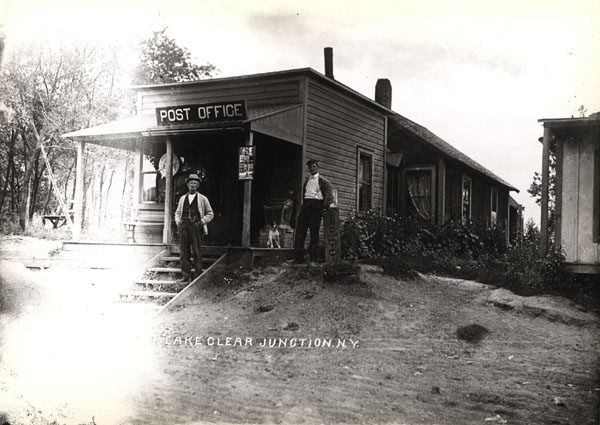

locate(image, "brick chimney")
(375, 78), (392, 109)
(324, 47), (334, 79)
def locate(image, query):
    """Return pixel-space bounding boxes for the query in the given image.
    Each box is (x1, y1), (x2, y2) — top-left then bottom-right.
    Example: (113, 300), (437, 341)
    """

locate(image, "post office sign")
(155, 101), (247, 126)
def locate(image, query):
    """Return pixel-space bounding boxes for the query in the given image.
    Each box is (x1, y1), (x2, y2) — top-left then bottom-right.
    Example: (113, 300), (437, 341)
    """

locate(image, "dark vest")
(182, 194), (201, 223)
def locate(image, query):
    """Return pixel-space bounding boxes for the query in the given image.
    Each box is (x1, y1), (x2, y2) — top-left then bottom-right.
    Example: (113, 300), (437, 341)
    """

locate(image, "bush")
(341, 212), (573, 298)
(341, 211), (405, 259)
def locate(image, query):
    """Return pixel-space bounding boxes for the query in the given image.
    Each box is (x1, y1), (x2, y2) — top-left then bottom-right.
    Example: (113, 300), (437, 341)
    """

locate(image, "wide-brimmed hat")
(185, 173), (201, 184)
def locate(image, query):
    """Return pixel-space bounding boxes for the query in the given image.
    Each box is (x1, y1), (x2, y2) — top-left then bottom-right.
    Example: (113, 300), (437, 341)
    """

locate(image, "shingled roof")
(389, 113), (518, 192)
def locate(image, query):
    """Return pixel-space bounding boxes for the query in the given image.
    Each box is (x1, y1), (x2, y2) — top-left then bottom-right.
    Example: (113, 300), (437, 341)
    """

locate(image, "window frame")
(490, 187), (498, 227)
(405, 165), (436, 224)
(462, 175), (472, 224)
(357, 147), (374, 213)
(141, 156), (159, 203)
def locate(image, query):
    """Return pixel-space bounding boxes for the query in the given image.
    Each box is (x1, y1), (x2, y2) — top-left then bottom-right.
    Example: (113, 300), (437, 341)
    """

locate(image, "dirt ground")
(1, 236), (599, 425)
(122, 265), (599, 425)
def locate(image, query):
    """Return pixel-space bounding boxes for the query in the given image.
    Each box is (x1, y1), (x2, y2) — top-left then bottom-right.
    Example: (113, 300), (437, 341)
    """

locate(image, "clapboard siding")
(140, 79), (302, 113)
(143, 89), (299, 110)
(499, 190), (509, 226)
(307, 110), (385, 142)
(305, 145), (385, 186)
(440, 164), (510, 226)
(561, 139), (579, 262)
(577, 134), (598, 263)
(306, 124), (387, 177)
(557, 122), (600, 264)
(252, 105), (304, 143)
(305, 80), (385, 218)
(560, 129), (600, 264)
(444, 170), (457, 221)
(308, 92), (388, 135)
(471, 178), (486, 223)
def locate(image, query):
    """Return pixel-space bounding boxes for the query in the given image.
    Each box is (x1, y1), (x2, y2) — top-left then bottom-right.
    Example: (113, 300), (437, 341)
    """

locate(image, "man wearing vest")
(175, 173), (214, 283)
(292, 159), (334, 263)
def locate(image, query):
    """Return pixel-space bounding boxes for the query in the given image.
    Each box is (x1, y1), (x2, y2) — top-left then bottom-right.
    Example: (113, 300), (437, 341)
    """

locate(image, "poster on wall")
(238, 146), (255, 180)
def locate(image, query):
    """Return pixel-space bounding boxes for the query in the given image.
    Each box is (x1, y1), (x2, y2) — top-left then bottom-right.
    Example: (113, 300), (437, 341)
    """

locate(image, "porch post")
(73, 140), (85, 240)
(242, 131), (254, 248)
(540, 124), (551, 255)
(163, 138), (173, 244)
(132, 140), (142, 217)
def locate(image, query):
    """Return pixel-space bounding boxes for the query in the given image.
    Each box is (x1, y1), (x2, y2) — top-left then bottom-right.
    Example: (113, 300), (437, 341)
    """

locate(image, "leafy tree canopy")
(0, 40), (133, 229)
(132, 27), (217, 85)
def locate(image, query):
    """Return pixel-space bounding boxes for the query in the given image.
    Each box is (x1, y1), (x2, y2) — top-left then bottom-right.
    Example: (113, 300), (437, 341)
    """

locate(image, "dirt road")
(1, 238), (598, 424)
(127, 264), (599, 425)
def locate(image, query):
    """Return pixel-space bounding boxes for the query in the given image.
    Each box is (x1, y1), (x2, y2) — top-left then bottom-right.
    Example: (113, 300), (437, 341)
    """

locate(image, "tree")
(528, 148), (556, 235)
(0, 41), (132, 231)
(1, 28), (218, 235)
(132, 27), (217, 85)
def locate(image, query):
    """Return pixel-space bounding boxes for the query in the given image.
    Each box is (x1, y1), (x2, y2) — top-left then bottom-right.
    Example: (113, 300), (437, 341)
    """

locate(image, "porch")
(62, 102), (305, 249)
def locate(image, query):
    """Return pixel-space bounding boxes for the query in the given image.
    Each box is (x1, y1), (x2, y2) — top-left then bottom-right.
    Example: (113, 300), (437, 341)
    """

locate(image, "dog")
(267, 222), (281, 248)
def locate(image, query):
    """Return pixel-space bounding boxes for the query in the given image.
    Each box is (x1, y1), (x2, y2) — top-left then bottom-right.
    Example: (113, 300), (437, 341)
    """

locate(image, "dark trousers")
(294, 199), (323, 262)
(179, 220), (203, 279)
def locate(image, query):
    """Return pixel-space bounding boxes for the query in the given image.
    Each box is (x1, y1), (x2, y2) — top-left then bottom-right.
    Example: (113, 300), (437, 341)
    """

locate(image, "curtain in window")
(407, 172), (431, 221)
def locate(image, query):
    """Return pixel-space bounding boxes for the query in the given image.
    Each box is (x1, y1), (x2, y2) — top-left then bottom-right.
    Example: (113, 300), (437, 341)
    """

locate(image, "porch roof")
(61, 103), (303, 145)
(537, 114), (600, 140)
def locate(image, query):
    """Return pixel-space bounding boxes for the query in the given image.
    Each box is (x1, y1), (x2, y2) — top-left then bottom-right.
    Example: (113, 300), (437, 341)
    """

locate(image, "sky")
(1, 0), (599, 225)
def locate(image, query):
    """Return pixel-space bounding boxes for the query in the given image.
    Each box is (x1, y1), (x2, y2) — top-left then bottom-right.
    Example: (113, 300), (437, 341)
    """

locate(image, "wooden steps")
(119, 247), (226, 305)
(120, 290), (176, 299)
(133, 279), (186, 286)
(147, 267), (184, 274)
(161, 255), (221, 263)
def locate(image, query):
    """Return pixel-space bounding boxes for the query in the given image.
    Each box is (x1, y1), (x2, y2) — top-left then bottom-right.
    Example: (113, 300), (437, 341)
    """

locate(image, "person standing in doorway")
(175, 173), (214, 282)
(292, 159), (333, 263)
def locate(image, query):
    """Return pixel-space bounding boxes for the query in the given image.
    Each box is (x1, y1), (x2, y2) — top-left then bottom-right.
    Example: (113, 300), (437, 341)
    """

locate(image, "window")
(141, 156), (158, 203)
(462, 175), (472, 223)
(490, 187), (498, 227)
(358, 149), (373, 212)
(406, 166), (436, 224)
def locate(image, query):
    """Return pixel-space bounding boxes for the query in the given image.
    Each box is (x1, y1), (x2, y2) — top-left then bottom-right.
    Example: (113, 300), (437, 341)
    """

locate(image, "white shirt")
(304, 173), (323, 200)
(187, 193), (197, 204)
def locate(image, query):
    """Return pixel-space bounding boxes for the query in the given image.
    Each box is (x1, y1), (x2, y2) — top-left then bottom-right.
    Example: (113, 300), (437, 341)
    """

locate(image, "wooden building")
(64, 49), (520, 250)
(380, 85), (520, 234)
(63, 57), (388, 247)
(538, 112), (600, 273)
